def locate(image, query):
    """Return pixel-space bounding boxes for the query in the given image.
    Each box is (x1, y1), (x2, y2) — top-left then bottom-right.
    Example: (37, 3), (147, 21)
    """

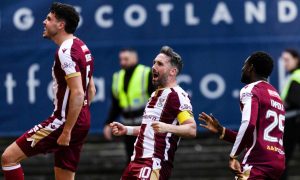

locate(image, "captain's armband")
(177, 111), (194, 124)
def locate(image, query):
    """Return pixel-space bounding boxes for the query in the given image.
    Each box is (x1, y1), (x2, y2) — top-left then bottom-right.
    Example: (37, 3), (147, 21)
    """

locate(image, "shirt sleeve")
(230, 87), (259, 158)
(58, 45), (81, 80)
(176, 91), (194, 124)
(220, 128), (237, 143)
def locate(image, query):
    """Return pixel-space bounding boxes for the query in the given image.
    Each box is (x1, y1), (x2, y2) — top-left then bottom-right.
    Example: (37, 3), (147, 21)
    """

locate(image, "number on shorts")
(263, 110), (285, 145)
(139, 167), (151, 178)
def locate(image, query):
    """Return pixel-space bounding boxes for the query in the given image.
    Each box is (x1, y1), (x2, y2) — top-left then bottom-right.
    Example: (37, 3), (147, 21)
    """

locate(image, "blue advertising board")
(0, 0), (299, 136)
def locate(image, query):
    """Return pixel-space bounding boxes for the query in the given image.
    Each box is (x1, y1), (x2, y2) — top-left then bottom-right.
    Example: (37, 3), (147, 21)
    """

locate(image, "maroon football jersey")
(224, 81), (285, 178)
(52, 37), (94, 129)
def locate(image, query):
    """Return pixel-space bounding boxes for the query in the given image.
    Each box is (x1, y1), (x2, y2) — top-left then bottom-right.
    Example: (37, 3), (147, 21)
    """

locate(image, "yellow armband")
(177, 111), (193, 124)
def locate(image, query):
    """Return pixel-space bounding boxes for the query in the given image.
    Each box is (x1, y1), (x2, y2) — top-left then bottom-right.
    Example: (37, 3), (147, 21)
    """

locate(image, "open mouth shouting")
(152, 69), (159, 81)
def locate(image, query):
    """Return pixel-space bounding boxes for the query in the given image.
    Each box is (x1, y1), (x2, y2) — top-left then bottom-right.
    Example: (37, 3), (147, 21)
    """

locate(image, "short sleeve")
(58, 41), (81, 80)
(177, 91), (194, 124)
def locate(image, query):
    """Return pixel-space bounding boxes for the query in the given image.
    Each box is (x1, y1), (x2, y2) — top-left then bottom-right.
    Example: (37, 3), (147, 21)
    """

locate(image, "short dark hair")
(50, 2), (79, 34)
(247, 51), (273, 78)
(284, 48), (300, 68)
(160, 46), (183, 75)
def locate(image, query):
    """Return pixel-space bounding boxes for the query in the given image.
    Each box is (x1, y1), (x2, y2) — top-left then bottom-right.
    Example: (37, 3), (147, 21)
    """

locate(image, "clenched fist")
(151, 121), (169, 133)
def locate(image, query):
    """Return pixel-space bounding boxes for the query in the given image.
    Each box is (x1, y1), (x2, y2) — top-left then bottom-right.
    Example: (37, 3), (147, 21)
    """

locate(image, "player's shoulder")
(240, 81), (262, 101)
(59, 38), (74, 53)
(172, 86), (189, 96)
(172, 86), (192, 104)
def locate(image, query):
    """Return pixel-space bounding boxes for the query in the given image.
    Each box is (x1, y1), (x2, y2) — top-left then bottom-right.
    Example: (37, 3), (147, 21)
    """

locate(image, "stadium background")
(0, 0), (300, 179)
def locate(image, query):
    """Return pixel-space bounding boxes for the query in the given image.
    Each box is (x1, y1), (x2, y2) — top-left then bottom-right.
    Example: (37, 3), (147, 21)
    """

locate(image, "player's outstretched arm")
(151, 119), (196, 138)
(110, 122), (140, 136)
(199, 112), (237, 143)
(198, 112), (224, 135)
(88, 76), (96, 106)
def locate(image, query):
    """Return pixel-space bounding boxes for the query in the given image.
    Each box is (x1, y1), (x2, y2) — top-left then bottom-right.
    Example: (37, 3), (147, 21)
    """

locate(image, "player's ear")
(170, 67), (177, 76)
(58, 21), (65, 30)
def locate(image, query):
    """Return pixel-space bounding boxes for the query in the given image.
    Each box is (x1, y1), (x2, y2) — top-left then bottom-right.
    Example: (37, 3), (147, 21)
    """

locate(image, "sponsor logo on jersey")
(241, 92), (253, 100)
(85, 54), (92, 62)
(81, 45), (89, 53)
(62, 61), (76, 70)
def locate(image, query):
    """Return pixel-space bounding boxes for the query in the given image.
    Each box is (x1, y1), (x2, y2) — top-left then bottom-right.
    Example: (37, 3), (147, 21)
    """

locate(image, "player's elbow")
(186, 123), (197, 138)
(72, 89), (85, 101)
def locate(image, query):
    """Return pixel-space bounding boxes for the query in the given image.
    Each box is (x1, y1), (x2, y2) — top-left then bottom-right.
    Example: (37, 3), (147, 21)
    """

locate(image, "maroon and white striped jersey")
(51, 38), (94, 127)
(131, 86), (193, 168)
(224, 81), (285, 176)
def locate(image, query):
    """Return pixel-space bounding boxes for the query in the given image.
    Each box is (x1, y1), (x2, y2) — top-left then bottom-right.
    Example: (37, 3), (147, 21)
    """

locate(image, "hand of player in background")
(198, 112), (224, 135)
(103, 124), (113, 140)
(57, 131), (71, 146)
(151, 121), (168, 133)
(110, 122), (126, 136)
(229, 157), (243, 179)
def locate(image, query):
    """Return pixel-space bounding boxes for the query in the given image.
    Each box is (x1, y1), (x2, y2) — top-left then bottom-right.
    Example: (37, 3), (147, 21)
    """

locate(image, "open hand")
(198, 112), (223, 134)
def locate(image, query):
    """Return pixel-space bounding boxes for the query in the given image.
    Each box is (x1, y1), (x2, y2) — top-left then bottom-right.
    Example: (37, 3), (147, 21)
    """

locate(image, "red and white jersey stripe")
(228, 81), (285, 173)
(51, 38), (94, 125)
(131, 86), (193, 169)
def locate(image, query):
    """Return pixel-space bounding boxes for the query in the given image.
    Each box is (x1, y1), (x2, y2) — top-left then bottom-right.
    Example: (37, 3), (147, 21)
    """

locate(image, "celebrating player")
(1, 2), (95, 180)
(110, 46), (196, 180)
(199, 52), (285, 179)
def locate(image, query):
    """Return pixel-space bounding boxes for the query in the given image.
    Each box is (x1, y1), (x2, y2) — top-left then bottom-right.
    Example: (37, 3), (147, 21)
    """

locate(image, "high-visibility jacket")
(112, 64), (151, 112)
(281, 69), (300, 101)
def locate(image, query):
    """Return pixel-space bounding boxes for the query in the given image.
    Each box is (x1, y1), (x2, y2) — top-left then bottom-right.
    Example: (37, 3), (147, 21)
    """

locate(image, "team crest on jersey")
(157, 98), (166, 107)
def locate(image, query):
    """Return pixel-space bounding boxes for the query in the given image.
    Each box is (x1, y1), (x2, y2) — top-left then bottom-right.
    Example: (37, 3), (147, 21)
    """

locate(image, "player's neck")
(164, 80), (177, 89)
(52, 33), (74, 46)
(251, 75), (268, 83)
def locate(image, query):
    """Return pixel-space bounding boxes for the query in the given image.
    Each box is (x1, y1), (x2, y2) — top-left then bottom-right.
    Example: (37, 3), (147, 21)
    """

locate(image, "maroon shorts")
(16, 116), (89, 172)
(121, 159), (172, 180)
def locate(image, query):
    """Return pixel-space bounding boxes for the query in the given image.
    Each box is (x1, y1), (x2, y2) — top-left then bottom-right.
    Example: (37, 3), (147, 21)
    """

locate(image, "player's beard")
(153, 72), (168, 88)
(43, 28), (58, 39)
(241, 72), (251, 84)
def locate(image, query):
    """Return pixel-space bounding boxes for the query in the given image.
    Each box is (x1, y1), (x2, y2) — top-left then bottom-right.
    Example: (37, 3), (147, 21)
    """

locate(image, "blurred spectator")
(280, 49), (300, 180)
(103, 48), (155, 163)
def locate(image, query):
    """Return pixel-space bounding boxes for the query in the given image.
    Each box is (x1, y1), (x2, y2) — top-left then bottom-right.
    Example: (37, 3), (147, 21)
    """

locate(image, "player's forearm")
(165, 123), (196, 138)
(230, 121), (255, 157)
(220, 128), (237, 143)
(88, 87), (96, 106)
(63, 90), (84, 133)
(88, 78), (96, 106)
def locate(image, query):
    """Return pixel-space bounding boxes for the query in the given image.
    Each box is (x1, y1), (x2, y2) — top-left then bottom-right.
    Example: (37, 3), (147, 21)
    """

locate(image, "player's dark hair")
(160, 46), (183, 75)
(284, 48), (300, 68)
(50, 2), (79, 34)
(247, 51), (273, 78)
